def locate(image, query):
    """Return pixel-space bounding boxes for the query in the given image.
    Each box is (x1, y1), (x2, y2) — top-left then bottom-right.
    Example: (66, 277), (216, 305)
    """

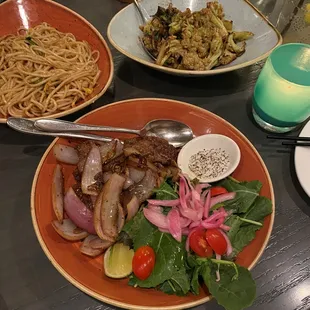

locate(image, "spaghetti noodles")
(0, 23), (101, 118)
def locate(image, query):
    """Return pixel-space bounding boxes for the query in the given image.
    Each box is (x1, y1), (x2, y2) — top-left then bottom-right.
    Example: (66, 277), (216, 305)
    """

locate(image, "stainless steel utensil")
(34, 118), (194, 148)
(6, 118), (112, 142)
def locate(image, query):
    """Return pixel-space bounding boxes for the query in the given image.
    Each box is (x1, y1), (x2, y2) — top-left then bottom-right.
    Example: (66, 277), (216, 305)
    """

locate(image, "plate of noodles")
(0, 0), (113, 122)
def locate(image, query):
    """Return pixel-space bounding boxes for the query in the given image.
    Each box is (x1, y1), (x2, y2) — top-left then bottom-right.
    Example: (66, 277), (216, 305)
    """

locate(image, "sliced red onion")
(123, 177), (134, 190)
(53, 144), (79, 165)
(180, 217), (191, 228)
(118, 204), (125, 232)
(81, 145), (102, 195)
(201, 218), (225, 229)
(167, 209), (182, 242)
(128, 167), (145, 183)
(99, 140), (117, 163)
(100, 173), (125, 239)
(159, 227), (170, 233)
(195, 183), (211, 195)
(189, 220), (201, 229)
(201, 189), (209, 205)
(220, 224), (231, 231)
(52, 219), (88, 241)
(126, 195), (140, 221)
(80, 235), (104, 257)
(148, 205), (163, 213)
(64, 187), (96, 234)
(205, 210), (227, 223)
(143, 207), (168, 229)
(219, 229), (233, 256)
(210, 192), (236, 208)
(89, 236), (113, 250)
(52, 164), (64, 223)
(147, 199), (180, 207)
(102, 172), (112, 183)
(203, 191), (211, 219)
(182, 228), (189, 235)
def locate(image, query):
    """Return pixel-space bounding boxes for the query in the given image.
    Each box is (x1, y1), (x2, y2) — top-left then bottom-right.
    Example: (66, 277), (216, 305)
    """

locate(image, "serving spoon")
(34, 118), (194, 148)
(6, 118), (113, 142)
(134, 0), (157, 61)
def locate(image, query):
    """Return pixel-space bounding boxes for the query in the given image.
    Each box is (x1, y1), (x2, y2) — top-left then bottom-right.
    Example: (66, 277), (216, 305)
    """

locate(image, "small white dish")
(295, 120), (310, 197)
(178, 134), (241, 183)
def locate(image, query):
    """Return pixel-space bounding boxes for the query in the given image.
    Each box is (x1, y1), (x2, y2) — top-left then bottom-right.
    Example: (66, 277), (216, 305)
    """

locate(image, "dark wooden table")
(1, 1), (310, 310)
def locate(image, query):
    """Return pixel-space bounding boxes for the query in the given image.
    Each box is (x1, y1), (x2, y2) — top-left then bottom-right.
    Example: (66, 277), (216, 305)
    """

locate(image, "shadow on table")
(116, 58), (260, 99)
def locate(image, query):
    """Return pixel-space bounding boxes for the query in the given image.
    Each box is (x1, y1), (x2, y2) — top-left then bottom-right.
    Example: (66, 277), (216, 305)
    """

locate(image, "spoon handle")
(34, 119), (141, 135)
(6, 118), (113, 142)
(134, 0), (150, 24)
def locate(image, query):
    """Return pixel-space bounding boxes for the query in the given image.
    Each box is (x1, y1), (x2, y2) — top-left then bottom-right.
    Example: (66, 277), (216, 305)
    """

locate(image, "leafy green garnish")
(153, 181), (178, 200)
(201, 261), (256, 310)
(159, 267), (190, 296)
(242, 196), (272, 223)
(123, 210), (189, 291)
(219, 178), (262, 213)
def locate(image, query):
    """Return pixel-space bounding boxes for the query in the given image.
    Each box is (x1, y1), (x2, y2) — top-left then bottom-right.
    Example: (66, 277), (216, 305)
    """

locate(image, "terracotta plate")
(0, 0), (113, 123)
(31, 98), (275, 310)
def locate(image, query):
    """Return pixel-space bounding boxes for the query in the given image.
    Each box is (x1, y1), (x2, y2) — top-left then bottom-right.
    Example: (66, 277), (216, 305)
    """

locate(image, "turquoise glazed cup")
(252, 43), (310, 133)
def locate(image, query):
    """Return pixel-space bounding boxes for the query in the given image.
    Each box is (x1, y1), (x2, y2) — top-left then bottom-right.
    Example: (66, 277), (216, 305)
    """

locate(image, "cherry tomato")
(205, 229), (227, 255)
(189, 229), (213, 257)
(132, 245), (156, 280)
(210, 186), (228, 197)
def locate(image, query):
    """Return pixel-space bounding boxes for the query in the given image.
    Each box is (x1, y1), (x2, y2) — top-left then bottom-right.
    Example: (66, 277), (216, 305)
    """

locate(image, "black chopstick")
(267, 135), (310, 142)
(282, 142), (310, 147)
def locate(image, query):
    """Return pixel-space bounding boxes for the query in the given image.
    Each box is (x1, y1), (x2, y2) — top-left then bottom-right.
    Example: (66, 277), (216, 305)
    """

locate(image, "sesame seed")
(188, 148), (230, 180)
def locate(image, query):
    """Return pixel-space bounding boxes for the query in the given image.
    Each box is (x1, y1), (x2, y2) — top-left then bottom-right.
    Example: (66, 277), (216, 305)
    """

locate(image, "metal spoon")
(6, 117), (112, 142)
(34, 118), (194, 148)
(133, 0), (157, 61)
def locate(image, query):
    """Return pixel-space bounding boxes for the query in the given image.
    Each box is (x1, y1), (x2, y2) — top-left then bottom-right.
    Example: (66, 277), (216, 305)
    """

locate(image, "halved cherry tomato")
(132, 245), (155, 280)
(189, 229), (213, 257)
(205, 229), (227, 255)
(210, 186), (228, 197)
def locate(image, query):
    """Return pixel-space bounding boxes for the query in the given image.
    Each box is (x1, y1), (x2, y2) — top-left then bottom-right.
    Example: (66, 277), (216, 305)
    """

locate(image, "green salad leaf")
(123, 210), (190, 292)
(200, 261), (256, 310)
(242, 196), (272, 223)
(153, 181), (178, 200)
(220, 178), (262, 213)
(159, 267), (190, 296)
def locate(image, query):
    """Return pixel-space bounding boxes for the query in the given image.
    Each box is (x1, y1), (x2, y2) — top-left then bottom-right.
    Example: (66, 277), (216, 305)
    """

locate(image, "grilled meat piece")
(123, 136), (178, 166)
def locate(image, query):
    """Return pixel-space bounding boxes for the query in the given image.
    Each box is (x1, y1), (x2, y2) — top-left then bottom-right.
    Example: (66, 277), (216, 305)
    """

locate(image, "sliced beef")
(123, 136), (178, 165)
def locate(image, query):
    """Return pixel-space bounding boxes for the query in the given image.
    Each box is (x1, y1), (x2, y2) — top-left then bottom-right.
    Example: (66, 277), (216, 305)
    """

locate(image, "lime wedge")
(104, 243), (134, 279)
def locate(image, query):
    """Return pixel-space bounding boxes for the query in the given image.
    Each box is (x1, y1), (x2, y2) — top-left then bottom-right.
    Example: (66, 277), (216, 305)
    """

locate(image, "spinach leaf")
(123, 209), (188, 289)
(122, 210), (155, 250)
(153, 181), (178, 200)
(220, 178), (262, 213)
(226, 215), (243, 241)
(159, 267), (190, 296)
(191, 265), (202, 295)
(230, 225), (260, 256)
(242, 196), (272, 223)
(200, 261), (256, 310)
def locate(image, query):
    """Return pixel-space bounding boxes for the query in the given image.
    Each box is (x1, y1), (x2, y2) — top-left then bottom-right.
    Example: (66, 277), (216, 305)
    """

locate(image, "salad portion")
(50, 135), (272, 310)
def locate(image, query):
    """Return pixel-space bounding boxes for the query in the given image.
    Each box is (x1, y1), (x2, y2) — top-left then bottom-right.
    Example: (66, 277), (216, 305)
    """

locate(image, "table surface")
(1, 1), (310, 310)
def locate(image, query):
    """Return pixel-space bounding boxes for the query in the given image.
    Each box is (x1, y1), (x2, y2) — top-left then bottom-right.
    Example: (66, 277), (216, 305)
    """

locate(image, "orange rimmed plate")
(31, 98), (275, 310)
(0, 0), (113, 123)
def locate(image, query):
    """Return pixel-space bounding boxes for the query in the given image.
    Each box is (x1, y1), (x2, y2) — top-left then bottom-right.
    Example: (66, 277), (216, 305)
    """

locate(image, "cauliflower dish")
(139, 1), (254, 71)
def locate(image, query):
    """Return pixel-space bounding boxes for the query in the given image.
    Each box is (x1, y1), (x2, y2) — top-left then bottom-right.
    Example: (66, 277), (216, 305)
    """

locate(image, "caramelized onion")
(52, 219), (88, 241)
(52, 164), (64, 223)
(53, 144), (79, 165)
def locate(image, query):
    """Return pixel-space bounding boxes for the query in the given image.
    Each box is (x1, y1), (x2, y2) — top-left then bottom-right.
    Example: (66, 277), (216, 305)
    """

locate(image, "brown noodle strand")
(0, 23), (100, 117)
